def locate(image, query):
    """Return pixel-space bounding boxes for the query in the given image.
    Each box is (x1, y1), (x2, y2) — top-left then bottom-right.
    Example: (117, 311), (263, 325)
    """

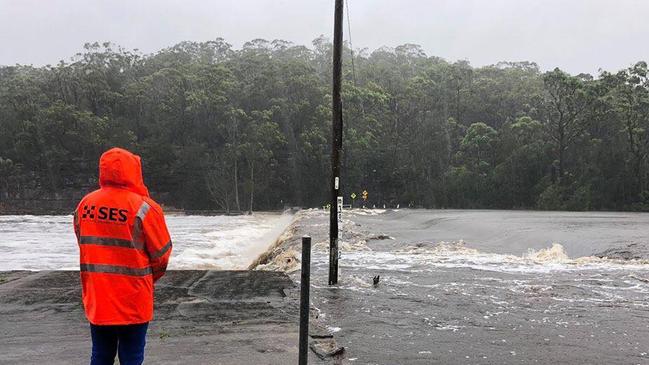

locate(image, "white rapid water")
(335, 208), (649, 274)
(0, 213), (293, 271)
(311, 241), (649, 276)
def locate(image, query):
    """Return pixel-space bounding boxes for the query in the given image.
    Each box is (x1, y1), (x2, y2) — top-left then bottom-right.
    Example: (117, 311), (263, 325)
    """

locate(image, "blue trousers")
(90, 322), (148, 365)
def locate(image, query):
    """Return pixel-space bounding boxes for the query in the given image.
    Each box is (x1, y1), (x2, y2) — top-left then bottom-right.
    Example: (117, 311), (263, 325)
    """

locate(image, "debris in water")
(369, 234), (393, 240)
(373, 275), (380, 287)
(310, 340), (345, 360)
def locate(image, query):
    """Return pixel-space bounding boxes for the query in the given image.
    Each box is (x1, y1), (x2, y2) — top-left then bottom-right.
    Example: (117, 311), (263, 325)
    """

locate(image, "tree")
(239, 110), (286, 213)
(542, 68), (592, 180)
(601, 63), (649, 197)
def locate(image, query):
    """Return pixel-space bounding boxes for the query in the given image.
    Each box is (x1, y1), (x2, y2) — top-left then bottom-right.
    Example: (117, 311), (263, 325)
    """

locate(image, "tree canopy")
(1, 38), (649, 212)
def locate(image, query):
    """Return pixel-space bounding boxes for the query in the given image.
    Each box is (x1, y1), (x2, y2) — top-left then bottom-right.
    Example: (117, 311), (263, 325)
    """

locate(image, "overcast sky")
(1, 0), (647, 75)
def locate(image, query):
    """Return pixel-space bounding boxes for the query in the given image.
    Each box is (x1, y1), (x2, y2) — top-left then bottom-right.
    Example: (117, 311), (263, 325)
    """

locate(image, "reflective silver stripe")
(130, 202), (151, 251)
(79, 236), (139, 249)
(151, 240), (172, 259)
(131, 219), (145, 251)
(136, 201), (151, 220)
(80, 264), (152, 276)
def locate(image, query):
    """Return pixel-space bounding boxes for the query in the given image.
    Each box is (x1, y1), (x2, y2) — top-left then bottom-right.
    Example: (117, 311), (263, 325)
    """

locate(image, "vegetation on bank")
(1, 38), (649, 211)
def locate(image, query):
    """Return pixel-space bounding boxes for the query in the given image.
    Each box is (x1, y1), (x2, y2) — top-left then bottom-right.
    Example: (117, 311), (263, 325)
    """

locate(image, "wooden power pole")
(329, 0), (344, 285)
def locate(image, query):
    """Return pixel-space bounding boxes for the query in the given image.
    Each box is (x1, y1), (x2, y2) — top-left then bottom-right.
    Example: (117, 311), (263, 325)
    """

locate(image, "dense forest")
(1, 38), (649, 212)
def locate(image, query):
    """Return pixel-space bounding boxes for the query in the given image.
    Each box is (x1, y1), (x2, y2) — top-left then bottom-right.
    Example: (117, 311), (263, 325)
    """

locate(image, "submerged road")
(271, 209), (649, 365)
(350, 209), (649, 257)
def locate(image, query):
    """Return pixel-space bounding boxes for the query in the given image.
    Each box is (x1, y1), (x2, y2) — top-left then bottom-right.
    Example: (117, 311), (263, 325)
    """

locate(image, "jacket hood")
(99, 148), (150, 197)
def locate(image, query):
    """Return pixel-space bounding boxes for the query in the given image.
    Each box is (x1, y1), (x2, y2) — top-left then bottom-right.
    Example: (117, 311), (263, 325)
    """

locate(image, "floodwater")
(3, 208), (649, 364)
(0, 212), (293, 271)
(304, 209), (649, 364)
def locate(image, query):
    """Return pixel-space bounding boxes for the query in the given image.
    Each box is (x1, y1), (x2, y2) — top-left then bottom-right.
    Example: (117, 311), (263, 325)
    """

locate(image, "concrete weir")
(0, 270), (341, 364)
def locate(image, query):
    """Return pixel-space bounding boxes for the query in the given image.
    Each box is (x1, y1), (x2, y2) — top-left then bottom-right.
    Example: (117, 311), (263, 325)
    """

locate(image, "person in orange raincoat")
(73, 147), (172, 365)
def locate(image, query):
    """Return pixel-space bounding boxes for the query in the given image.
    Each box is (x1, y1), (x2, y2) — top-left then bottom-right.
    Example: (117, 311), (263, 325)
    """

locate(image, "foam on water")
(348, 209), (388, 216)
(0, 213), (293, 271)
(311, 239), (649, 274)
(524, 243), (571, 262)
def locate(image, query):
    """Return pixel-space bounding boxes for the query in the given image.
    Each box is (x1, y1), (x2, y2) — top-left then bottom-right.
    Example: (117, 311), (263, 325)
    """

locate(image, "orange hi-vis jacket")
(74, 148), (172, 325)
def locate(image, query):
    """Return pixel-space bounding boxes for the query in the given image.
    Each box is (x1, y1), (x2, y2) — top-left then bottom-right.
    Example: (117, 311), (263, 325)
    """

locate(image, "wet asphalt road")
(0, 270), (335, 365)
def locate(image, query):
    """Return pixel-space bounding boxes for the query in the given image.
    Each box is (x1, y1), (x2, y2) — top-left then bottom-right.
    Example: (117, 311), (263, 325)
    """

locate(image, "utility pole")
(329, 0), (344, 286)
